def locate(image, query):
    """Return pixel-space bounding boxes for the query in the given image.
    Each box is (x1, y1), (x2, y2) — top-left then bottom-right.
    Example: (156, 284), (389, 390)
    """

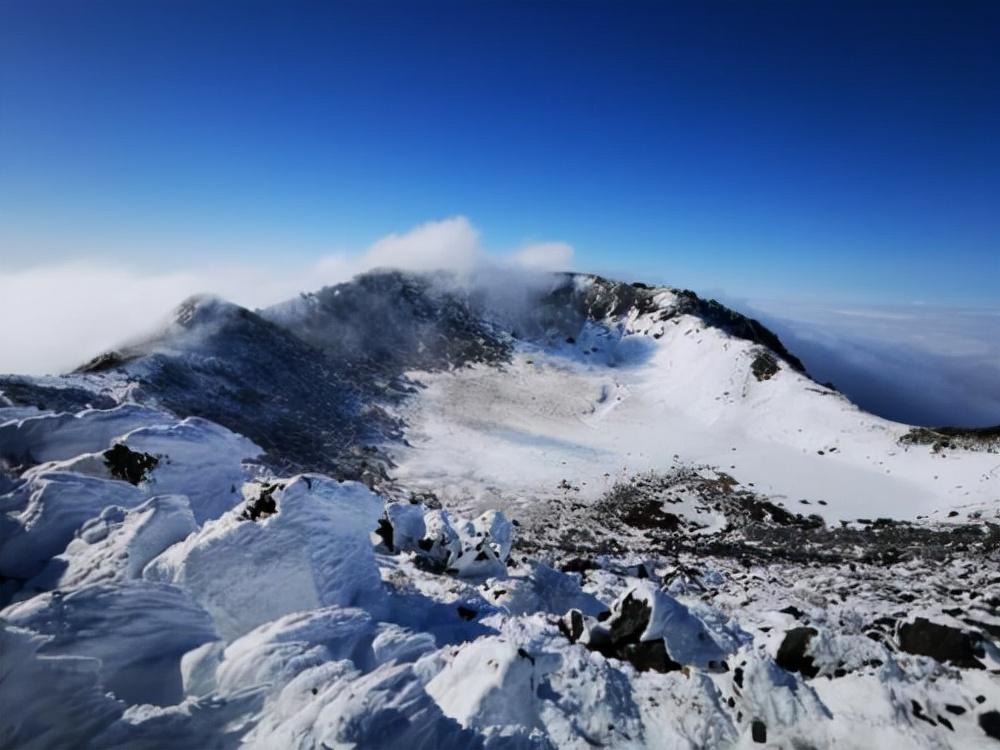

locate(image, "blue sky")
(2, 0), (998, 305)
(1, 1), (999, 424)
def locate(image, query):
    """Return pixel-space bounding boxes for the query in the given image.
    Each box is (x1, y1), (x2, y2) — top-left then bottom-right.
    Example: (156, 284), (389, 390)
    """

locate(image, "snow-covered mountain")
(2, 269), (998, 749)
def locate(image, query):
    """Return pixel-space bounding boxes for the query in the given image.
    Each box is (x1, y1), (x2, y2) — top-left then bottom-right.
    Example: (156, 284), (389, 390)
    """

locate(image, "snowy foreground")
(2, 272), (999, 748)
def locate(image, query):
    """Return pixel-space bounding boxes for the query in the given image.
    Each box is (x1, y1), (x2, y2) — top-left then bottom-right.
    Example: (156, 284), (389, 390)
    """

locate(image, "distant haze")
(0, 217), (572, 376)
(2, 214), (997, 429)
(733, 299), (1000, 428)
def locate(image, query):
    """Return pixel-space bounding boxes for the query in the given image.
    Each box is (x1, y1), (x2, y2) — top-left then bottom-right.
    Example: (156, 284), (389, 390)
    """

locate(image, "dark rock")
(103, 444), (159, 486)
(241, 482), (281, 522)
(979, 711), (1000, 741)
(751, 352), (779, 382)
(779, 605), (804, 620)
(0, 378), (117, 413)
(560, 557), (596, 574)
(580, 591), (683, 673)
(751, 719), (767, 743)
(609, 592), (650, 645)
(897, 618), (985, 669)
(911, 700), (936, 726)
(558, 609), (585, 643)
(456, 605), (477, 621)
(776, 627), (819, 678)
(375, 518), (394, 550)
(620, 640), (681, 674)
(945, 704), (966, 716)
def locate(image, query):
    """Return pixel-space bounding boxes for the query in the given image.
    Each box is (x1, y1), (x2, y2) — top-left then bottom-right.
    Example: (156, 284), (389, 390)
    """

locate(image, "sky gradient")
(2, 2), (1000, 424)
(2, 0), (999, 305)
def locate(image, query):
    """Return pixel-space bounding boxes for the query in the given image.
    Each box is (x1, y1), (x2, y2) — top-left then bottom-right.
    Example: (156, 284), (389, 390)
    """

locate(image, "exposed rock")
(980, 711), (1000, 741)
(897, 618), (985, 669)
(103, 443), (159, 485)
(776, 627), (819, 678)
(240, 482), (281, 522)
(900, 425), (1000, 454)
(456, 605), (477, 621)
(558, 609), (585, 643)
(751, 351), (779, 382)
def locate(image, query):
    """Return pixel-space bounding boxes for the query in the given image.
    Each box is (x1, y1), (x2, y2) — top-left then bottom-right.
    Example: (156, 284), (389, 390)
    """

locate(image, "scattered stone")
(751, 719), (767, 743)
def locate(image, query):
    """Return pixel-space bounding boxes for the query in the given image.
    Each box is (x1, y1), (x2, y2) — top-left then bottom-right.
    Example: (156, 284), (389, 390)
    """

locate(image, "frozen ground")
(1, 272), (999, 748)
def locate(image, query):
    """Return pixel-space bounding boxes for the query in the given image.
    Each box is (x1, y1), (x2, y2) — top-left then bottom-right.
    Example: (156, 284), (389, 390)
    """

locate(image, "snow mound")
(0, 625), (124, 749)
(2, 580), (216, 706)
(19, 495), (198, 597)
(144, 475), (385, 640)
(425, 616), (643, 748)
(0, 471), (145, 580)
(245, 659), (479, 750)
(116, 417), (263, 522)
(0, 404), (169, 465)
(399, 507), (513, 578)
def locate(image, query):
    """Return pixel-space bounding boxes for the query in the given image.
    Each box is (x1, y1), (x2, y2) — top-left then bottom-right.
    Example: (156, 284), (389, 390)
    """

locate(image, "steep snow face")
(387, 302), (999, 525)
(144, 475), (386, 641)
(0, 626), (126, 749)
(18, 495), (198, 597)
(0, 471), (146, 580)
(3, 581), (217, 706)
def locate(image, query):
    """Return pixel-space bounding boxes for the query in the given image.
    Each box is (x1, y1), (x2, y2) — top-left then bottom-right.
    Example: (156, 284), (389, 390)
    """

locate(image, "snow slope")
(388, 283), (999, 527)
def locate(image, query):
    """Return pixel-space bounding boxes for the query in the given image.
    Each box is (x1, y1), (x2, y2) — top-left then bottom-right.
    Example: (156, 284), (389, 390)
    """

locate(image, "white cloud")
(361, 216), (484, 274)
(733, 298), (1000, 427)
(509, 241), (575, 271)
(0, 216), (574, 375)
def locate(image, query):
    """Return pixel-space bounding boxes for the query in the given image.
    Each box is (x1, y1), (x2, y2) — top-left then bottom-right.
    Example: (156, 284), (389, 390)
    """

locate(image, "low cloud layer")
(0, 216), (574, 375)
(732, 298), (1000, 428)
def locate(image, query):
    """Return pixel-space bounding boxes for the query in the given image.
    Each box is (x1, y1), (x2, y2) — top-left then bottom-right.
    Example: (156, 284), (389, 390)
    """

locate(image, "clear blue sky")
(2, 0), (998, 304)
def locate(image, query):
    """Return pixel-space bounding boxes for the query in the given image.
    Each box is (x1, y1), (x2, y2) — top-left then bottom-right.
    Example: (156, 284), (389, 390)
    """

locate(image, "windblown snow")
(1, 271), (998, 749)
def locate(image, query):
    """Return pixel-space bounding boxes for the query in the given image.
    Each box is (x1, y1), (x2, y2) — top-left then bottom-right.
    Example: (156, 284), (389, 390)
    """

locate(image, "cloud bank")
(733, 299), (1000, 428)
(0, 216), (574, 375)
